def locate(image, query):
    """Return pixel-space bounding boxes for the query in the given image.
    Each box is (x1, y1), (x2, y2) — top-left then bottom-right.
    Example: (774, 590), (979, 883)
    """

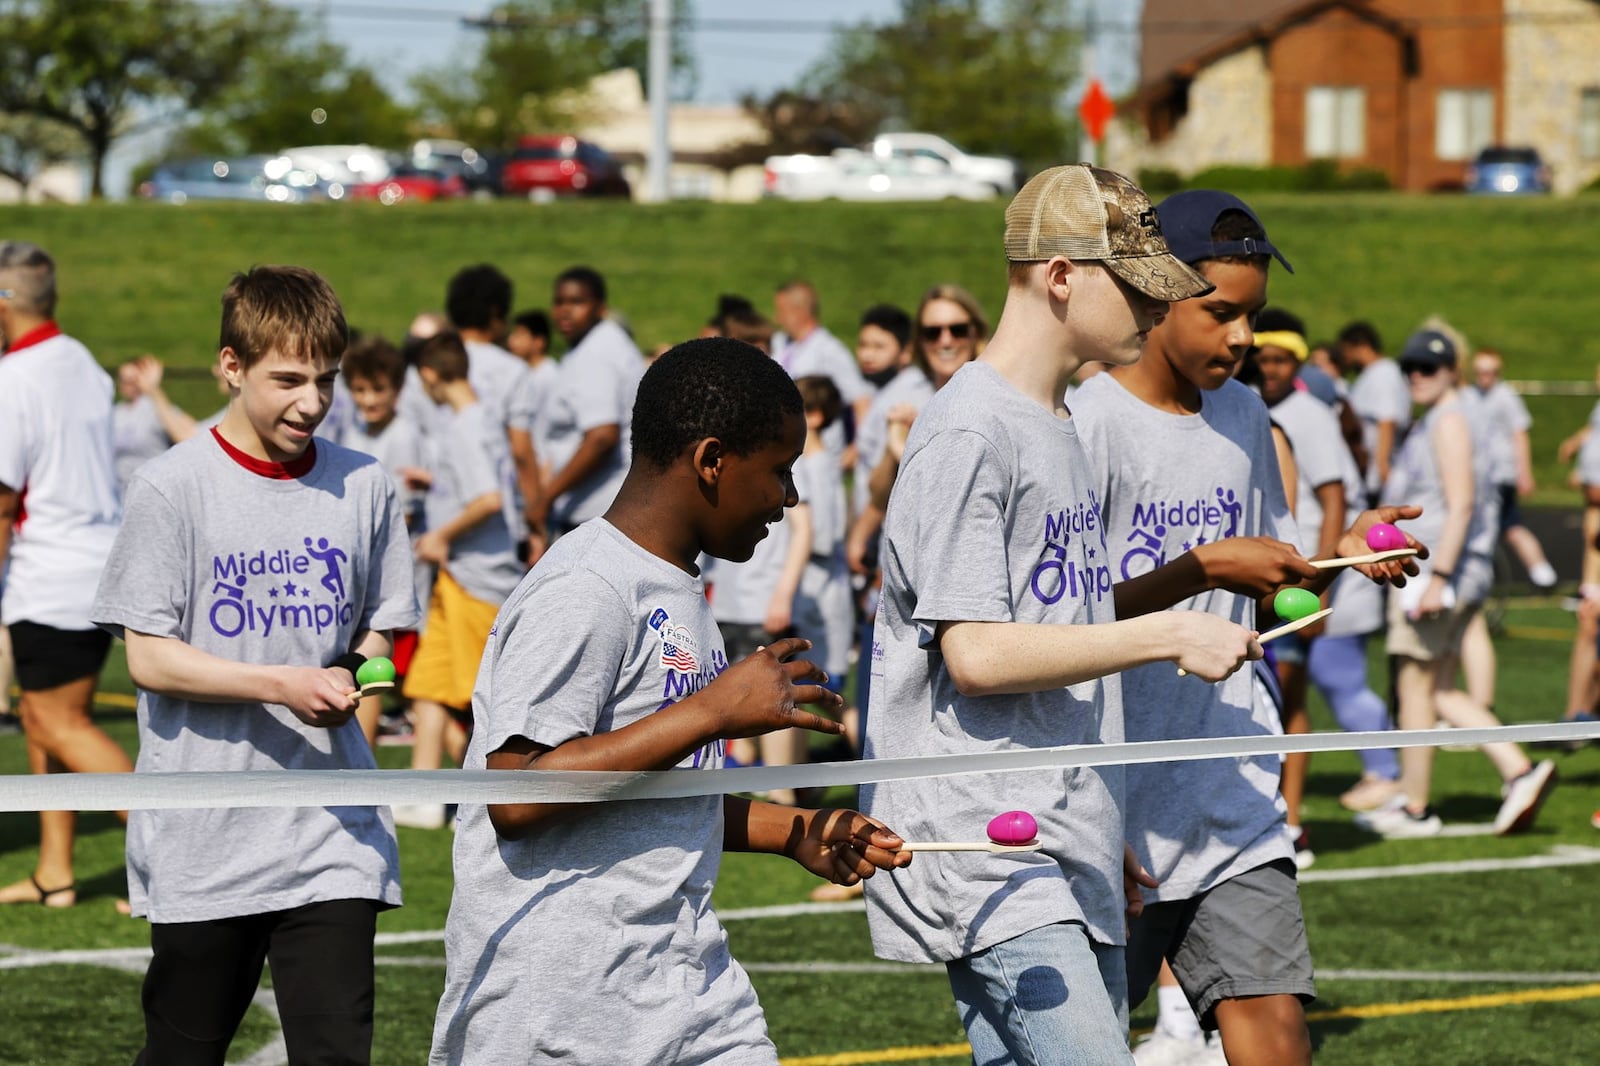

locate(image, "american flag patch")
(661, 639), (699, 672)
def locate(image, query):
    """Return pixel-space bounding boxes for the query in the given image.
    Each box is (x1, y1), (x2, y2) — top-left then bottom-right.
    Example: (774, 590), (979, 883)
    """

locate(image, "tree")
(713, 91), (880, 171)
(412, 0), (696, 151)
(799, 0), (1079, 171)
(179, 34), (417, 159)
(0, 115), (80, 196)
(0, 0), (288, 198)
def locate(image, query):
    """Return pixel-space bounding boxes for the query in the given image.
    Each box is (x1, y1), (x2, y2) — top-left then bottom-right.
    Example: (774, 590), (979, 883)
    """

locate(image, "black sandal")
(29, 875), (74, 907)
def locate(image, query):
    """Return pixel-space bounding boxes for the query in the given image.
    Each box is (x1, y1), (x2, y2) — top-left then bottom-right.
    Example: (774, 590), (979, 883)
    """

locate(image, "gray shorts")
(1126, 858), (1315, 1029)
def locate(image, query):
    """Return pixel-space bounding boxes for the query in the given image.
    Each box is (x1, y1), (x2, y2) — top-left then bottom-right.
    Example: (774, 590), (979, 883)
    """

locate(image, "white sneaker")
(1529, 562), (1558, 590)
(1132, 1030), (1207, 1066)
(1288, 824), (1316, 870)
(1354, 796), (1443, 838)
(391, 803), (447, 830)
(1494, 760), (1558, 835)
(1193, 1032), (1229, 1065)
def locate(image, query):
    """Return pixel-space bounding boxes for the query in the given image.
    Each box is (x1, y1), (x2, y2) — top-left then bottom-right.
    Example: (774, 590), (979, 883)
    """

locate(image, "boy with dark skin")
(432, 338), (909, 1064)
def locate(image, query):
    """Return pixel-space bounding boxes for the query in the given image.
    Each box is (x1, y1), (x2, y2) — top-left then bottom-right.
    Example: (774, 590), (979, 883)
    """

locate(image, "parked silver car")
(138, 155), (322, 204)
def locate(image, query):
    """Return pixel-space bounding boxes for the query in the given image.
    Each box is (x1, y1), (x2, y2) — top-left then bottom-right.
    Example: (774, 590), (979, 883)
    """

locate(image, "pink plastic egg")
(986, 810), (1039, 846)
(1366, 523), (1406, 552)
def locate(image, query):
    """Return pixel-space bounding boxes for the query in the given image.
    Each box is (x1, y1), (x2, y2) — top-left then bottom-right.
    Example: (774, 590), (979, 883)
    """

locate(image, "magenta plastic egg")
(986, 810), (1039, 846)
(1365, 523), (1406, 552)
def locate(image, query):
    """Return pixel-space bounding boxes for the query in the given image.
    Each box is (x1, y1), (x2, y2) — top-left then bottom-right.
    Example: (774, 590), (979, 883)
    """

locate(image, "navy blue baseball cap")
(1155, 190), (1294, 274)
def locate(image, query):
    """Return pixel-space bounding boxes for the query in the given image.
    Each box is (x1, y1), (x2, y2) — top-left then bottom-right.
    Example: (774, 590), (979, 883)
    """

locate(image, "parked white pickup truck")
(763, 133), (1021, 202)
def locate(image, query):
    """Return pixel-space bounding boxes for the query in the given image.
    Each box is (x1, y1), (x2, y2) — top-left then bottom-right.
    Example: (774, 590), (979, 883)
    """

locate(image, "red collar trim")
(210, 426), (318, 480)
(2, 321), (62, 356)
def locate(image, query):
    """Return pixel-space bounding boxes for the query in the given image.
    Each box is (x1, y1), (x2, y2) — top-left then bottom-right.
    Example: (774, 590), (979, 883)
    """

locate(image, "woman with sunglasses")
(1360, 325), (1557, 839)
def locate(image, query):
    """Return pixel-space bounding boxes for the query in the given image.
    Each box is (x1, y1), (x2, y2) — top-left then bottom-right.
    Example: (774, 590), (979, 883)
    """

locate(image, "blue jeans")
(1307, 633), (1399, 780)
(946, 922), (1131, 1065)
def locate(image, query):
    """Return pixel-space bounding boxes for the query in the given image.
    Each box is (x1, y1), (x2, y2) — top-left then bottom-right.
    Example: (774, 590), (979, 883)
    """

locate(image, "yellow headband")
(1253, 330), (1309, 362)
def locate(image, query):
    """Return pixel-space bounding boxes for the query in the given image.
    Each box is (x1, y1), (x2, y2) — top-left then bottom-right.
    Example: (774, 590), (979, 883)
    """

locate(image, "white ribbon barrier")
(1, 721), (1597, 812)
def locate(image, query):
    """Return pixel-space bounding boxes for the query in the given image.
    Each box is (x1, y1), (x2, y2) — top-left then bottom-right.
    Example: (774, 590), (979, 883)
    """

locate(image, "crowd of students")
(0, 159), (1583, 1065)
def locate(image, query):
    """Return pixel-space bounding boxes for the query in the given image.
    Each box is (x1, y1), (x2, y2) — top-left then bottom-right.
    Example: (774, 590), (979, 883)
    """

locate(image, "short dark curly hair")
(632, 337), (802, 470)
(446, 263), (513, 331)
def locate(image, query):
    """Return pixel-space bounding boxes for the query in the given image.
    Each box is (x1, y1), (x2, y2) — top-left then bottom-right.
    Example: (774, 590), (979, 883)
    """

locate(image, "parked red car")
(500, 135), (631, 199)
(345, 162), (467, 205)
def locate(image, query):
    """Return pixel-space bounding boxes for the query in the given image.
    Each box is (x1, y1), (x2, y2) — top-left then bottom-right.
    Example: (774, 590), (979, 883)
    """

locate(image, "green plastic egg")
(1273, 588), (1320, 623)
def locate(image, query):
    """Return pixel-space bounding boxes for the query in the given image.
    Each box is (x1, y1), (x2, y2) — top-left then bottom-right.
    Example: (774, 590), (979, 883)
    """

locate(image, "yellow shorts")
(401, 569), (499, 711)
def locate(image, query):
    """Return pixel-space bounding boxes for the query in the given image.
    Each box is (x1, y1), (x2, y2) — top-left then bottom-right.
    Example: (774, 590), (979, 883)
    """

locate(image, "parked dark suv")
(500, 136), (631, 200)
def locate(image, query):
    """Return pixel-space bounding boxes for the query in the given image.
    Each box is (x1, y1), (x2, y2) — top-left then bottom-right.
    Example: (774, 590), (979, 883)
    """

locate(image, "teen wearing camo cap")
(860, 164), (1262, 1064)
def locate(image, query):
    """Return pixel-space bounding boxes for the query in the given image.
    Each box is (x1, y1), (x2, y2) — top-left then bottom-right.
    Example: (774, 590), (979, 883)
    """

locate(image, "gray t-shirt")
(90, 434), (418, 923)
(464, 339), (537, 438)
(342, 412), (429, 531)
(1348, 358), (1412, 494)
(1382, 396), (1497, 605)
(112, 396), (172, 490)
(543, 319), (645, 526)
(854, 366), (936, 512)
(776, 326), (870, 464)
(1466, 381), (1530, 488)
(862, 361), (1125, 961)
(793, 450), (852, 675)
(431, 519), (773, 1066)
(1074, 373), (1295, 903)
(426, 403), (523, 606)
(1269, 389), (1355, 557)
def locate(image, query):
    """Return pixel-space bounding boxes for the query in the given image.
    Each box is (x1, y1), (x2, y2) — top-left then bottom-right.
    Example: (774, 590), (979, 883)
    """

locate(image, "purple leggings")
(1308, 633), (1399, 780)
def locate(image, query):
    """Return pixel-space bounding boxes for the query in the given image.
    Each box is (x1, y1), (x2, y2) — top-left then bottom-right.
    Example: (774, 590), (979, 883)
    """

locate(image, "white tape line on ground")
(0, 722), (1596, 812)
(1298, 845), (1600, 883)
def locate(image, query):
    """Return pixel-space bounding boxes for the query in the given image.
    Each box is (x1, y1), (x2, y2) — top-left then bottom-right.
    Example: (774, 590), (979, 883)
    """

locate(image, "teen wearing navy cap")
(1073, 189), (1424, 1066)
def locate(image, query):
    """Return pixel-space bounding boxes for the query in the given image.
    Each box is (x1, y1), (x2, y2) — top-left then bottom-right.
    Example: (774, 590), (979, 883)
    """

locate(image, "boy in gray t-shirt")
(431, 339), (910, 1066)
(863, 165), (1262, 1065)
(91, 267), (419, 1064)
(1074, 191), (1421, 1063)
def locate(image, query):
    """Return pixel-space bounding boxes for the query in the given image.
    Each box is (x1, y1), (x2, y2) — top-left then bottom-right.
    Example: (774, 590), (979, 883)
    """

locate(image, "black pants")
(135, 898), (379, 1066)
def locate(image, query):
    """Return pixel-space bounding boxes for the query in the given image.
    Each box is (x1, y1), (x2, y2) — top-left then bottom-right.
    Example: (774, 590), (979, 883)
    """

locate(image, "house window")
(1437, 89), (1496, 160)
(1582, 88), (1600, 160)
(1305, 87), (1365, 159)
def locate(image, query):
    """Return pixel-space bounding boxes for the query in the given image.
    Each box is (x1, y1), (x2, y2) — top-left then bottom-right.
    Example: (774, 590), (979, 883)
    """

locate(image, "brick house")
(1106, 0), (1600, 194)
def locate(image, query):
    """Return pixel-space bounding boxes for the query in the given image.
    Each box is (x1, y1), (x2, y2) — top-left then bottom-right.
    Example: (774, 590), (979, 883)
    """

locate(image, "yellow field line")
(777, 982), (1600, 1066)
(1503, 625), (1575, 642)
(93, 691), (138, 710)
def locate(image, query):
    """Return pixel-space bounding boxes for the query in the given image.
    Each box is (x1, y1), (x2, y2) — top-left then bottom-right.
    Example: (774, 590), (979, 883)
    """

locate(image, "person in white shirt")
(772, 280), (872, 468)
(0, 240), (134, 908)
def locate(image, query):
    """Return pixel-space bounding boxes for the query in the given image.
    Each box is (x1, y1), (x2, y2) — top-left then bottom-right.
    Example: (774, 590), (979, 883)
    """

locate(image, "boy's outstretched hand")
(1340, 506), (1428, 586)
(789, 808), (913, 886)
(712, 637), (845, 739)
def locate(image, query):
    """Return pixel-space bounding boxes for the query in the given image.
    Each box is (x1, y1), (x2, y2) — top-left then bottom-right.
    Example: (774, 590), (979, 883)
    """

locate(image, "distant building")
(1108, 0), (1600, 194)
(0, 163), (86, 204)
(576, 69), (769, 202)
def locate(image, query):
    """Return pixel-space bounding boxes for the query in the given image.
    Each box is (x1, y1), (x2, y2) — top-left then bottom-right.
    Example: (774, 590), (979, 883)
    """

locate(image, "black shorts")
(7, 620), (112, 692)
(1497, 483), (1522, 535)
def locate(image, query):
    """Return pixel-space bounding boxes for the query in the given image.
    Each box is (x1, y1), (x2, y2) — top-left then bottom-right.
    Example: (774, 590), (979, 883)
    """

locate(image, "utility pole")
(1080, 0), (1098, 167)
(647, 0), (672, 202)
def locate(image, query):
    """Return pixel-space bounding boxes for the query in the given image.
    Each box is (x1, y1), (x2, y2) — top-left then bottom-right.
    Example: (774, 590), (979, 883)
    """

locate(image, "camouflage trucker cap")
(1003, 164), (1214, 302)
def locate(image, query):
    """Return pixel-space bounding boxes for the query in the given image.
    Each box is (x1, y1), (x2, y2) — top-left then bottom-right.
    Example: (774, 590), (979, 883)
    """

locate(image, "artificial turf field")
(0, 599), (1597, 1065)
(2, 195), (1600, 1061)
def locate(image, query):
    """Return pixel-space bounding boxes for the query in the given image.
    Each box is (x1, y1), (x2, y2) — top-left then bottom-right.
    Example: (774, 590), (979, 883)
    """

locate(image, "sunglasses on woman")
(1399, 361), (1444, 377)
(921, 322), (973, 343)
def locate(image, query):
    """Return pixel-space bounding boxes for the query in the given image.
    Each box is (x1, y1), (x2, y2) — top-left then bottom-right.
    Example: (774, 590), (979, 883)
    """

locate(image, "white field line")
(4, 845), (1597, 973)
(1297, 845), (1600, 883)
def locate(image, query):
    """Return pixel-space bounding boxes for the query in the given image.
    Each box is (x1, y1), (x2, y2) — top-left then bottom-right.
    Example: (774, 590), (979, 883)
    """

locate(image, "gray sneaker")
(1494, 760), (1558, 835)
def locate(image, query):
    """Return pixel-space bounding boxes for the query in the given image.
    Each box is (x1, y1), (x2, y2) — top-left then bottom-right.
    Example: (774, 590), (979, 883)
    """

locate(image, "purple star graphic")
(268, 587), (279, 598)
(283, 580), (298, 596)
